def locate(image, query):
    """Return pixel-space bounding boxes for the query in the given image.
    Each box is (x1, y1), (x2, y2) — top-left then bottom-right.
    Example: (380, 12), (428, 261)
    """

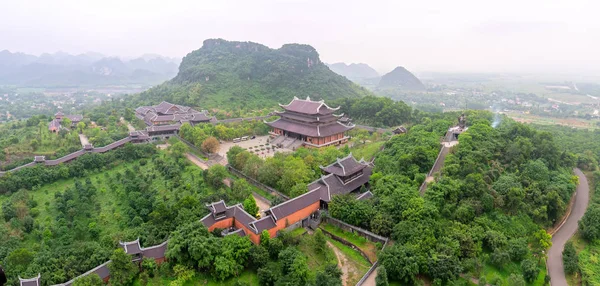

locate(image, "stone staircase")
(271, 135), (285, 146)
(281, 137), (297, 149)
(288, 140), (304, 150)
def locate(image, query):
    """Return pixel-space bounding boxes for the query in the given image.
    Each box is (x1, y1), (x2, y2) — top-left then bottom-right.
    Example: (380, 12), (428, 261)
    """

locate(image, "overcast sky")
(2, 0), (599, 74)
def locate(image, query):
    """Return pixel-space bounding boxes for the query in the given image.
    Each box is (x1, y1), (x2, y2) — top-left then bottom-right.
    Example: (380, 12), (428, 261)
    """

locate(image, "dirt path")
(78, 133), (89, 147)
(184, 153), (209, 170)
(547, 168), (590, 286)
(119, 117), (136, 132)
(362, 268), (377, 286)
(252, 193), (271, 215)
(327, 241), (350, 286)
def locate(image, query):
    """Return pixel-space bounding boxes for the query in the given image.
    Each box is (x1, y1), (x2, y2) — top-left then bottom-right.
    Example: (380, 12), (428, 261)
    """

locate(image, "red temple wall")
(264, 201), (320, 241)
(233, 220), (260, 244)
(207, 218), (234, 231)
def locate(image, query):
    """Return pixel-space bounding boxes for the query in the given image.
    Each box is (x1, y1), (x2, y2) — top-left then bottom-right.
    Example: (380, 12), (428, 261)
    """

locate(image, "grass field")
(327, 238), (371, 285)
(320, 222), (379, 262)
(350, 141), (385, 161)
(505, 111), (599, 130)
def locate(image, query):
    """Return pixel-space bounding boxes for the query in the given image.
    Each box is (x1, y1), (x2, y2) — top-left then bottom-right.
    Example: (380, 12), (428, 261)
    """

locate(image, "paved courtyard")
(217, 135), (292, 164)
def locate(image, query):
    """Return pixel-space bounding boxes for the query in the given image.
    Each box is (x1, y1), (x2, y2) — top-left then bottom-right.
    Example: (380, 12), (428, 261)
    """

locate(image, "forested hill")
(134, 39), (372, 110)
(378, 66), (425, 90)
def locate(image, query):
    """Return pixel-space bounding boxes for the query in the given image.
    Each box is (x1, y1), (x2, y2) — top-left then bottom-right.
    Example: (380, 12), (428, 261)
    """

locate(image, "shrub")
(563, 241), (579, 274)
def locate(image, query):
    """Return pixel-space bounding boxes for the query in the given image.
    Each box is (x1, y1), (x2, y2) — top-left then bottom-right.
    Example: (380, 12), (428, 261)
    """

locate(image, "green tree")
(77, 121), (86, 133)
(108, 248), (137, 286)
(169, 141), (188, 158)
(260, 230), (271, 246)
(379, 244), (420, 283)
(314, 229), (326, 254)
(507, 274), (526, 286)
(243, 196), (259, 217)
(376, 266), (389, 286)
(72, 274), (103, 286)
(315, 264), (342, 286)
(520, 258), (539, 282)
(579, 207), (600, 241)
(205, 165), (228, 189)
(62, 117), (72, 128)
(562, 241), (579, 274)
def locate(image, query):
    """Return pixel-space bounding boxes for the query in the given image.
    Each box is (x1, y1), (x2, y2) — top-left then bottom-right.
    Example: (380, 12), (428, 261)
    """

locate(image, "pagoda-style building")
(265, 97), (355, 148)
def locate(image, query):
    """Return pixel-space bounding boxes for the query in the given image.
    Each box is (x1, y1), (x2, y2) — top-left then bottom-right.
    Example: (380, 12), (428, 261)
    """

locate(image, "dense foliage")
(329, 111), (577, 284)
(133, 39), (371, 111)
(330, 95), (415, 127)
(227, 145), (351, 197)
(179, 120), (270, 145)
(0, 143), (156, 195)
(0, 143), (261, 285)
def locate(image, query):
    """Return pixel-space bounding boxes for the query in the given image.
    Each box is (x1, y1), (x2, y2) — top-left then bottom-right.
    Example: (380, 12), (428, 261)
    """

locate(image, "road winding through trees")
(547, 168), (590, 286)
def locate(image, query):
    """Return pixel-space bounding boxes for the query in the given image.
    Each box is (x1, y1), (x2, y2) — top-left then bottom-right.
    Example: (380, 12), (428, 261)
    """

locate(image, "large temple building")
(201, 154), (372, 244)
(265, 97), (355, 148)
(135, 101), (215, 126)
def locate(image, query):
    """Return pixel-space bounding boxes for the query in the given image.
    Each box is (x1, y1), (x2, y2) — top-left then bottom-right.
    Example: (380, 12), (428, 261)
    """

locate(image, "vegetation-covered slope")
(329, 112), (577, 285)
(135, 39), (372, 110)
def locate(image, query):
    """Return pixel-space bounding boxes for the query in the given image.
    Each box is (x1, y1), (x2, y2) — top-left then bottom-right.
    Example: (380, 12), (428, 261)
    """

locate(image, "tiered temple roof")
(265, 96), (354, 139)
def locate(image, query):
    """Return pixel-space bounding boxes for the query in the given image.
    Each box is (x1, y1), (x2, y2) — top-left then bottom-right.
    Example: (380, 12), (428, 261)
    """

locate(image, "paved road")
(547, 168), (590, 286)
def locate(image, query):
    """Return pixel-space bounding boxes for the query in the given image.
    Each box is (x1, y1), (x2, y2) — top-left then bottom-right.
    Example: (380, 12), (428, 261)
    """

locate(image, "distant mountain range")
(0, 50), (180, 87)
(135, 39), (372, 109)
(326, 62), (379, 80)
(378, 66), (425, 90)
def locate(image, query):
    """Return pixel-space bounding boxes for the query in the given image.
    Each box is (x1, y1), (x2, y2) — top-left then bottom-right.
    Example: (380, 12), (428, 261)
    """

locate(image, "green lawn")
(350, 141), (385, 161)
(289, 227), (307, 238)
(321, 222), (379, 262)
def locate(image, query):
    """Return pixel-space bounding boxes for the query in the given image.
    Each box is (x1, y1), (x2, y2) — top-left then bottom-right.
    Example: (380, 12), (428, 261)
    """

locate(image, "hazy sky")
(2, 0), (599, 74)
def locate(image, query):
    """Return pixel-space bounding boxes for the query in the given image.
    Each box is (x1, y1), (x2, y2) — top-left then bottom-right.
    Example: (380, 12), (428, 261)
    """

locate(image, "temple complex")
(201, 154), (372, 244)
(48, 112), (83, 132)
(135, 101), (215, 126)
(265, 97), (354, 148)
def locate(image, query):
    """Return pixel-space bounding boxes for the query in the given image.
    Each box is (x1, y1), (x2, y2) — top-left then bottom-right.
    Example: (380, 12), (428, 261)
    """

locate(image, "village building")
(392, 126), (407, 135)
(48, 112), (83, 132)
(135, 101), (215, 126)
(201, 154), (372, 244)
(265, 96), (354, 148)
